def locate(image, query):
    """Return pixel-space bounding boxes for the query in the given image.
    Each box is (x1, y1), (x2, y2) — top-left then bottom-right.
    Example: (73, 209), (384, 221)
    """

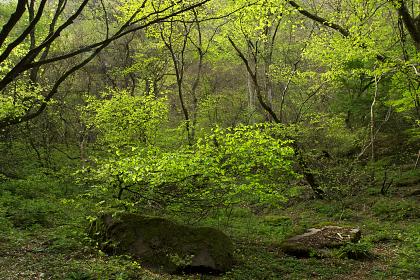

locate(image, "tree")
(393, 0), (420, 52)
(155, 6), (223, 144)
(0, 0), (210, 130)
(224, 1), (325, 197)
(83, 89), (168, 150)
(286, 0), (419, 183)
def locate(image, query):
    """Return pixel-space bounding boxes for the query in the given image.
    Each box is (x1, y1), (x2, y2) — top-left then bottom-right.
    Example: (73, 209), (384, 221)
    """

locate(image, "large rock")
(89, 213), (234, 274)
(280, 226), (361, 257)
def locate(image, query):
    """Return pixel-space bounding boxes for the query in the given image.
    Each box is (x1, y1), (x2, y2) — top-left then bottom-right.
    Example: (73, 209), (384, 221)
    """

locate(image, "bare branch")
(287, 1), (350, 37)
(228, 36), (280, 123)
(100, 0), (110, 39)
(0, 0), (48, 64)
(0, 0), (27, 49)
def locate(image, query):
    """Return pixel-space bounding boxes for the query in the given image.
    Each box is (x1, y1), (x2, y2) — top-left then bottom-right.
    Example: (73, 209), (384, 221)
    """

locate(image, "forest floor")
(0, 174), (419, 280)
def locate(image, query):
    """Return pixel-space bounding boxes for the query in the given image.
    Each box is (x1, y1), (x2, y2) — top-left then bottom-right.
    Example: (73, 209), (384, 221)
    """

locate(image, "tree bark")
(0, 0), (27, 49)
(394, 0), (420, 52)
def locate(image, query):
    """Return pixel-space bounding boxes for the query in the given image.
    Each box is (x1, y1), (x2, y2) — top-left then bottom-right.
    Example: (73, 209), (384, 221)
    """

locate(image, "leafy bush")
(1, 175), (65, 199)
(83, 90), (168, 149)
(297, 113), (361, 157)
(337, 241), (373, 260)
(86, 123), (299, 216)
(290, 114), (370, 198)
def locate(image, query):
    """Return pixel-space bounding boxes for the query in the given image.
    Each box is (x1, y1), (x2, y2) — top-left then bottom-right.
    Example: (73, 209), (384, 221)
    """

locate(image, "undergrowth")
(0, 171), (419, 279)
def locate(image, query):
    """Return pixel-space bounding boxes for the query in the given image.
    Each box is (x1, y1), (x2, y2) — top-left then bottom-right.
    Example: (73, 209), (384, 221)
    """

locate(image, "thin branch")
(159, 1), (258, 24)
(279, 60), (299, 122)
(294, 84), (323, 123)
(411, 64), (420, 76)
(100, 0), (110, 39)
(1, 0), (210, 91)
(31, 0), (67, 82)
(357, 98), (392, 161)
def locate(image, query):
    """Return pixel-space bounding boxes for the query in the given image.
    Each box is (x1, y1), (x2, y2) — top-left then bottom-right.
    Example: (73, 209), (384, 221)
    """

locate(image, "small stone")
(280, 225), (361, 257)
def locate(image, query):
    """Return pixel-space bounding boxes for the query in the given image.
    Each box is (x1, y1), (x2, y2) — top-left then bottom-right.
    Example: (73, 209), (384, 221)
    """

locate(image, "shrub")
(337, 241), (373, 260)
(372, 198), (419, 221)
(87, 123), (299, 216)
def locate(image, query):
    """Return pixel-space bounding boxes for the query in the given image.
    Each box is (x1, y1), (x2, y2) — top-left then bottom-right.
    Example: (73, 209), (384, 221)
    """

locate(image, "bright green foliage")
(222, 0), (288, 40)
(90, 123), (298, 214)
(387, 55), (420, 115)
(302, 1), (419, 129)
(0, 37), (44, 121)
(83, 90), (168, 149)
(0, 40), (28, 79)
(1, 0), (420, 278)
(0, 1), (66, 124)
(0, 83), (45, 121)
(117, 0), (209, 24)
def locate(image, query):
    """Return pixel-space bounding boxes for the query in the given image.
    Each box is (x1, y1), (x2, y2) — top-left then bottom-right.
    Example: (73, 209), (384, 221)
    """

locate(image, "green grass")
(0, 173), (419, 280)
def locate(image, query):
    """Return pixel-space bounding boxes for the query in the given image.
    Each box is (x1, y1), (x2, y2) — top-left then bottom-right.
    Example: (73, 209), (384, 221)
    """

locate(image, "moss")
(89, 213), (234, 274)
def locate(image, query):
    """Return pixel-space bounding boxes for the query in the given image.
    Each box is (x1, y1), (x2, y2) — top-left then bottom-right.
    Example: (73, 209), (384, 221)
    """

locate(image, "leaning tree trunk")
(228, 36), (325, 198)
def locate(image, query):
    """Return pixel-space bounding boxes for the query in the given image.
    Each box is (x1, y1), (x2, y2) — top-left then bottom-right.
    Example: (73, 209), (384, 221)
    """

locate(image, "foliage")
(83, 89), (168, 149)
(290, 113), (369, 197)
(4, 198), (57, 229)
(1, 0), (420, 278)
(296, 113), (362, 156)
(337, 241), (373, 260)
(87, 123), (298, 215)
(0, 83), (45, 122)
(0, 170), (419, 279)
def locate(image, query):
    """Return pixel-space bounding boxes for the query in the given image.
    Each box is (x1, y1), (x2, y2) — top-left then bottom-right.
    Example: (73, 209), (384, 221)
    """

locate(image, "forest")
(0, 0), (419, 279)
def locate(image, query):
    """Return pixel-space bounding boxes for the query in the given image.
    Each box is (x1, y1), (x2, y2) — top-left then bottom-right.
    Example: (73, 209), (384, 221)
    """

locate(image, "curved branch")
(0, 0), (90, 92)
(228, 36), (280, 123)
(0, 0), (211, 92)
(0, 0), (48, 64)
(394, 0), (420, 51)
(0, 0), (27, 49)
(288, 1), (349, 37)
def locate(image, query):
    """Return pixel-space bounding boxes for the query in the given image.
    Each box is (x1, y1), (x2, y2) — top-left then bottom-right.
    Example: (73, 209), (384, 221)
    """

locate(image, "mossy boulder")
(280, 226), (361, 258)
(89, 213), (234, 274)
